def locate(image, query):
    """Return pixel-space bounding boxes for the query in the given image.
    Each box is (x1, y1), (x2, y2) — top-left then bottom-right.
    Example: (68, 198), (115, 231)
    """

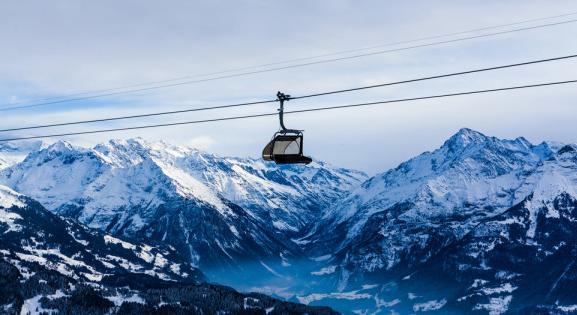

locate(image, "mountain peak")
(557, 144), (577, 156)
(125, 137), (151, 147)
(103, 137), (149, 149)
(46, 140), (75, 152)
(443, 128), (488, 149)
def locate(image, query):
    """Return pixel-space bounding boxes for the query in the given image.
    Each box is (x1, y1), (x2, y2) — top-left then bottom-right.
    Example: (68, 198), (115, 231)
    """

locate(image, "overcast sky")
(1, 0), (577, 174)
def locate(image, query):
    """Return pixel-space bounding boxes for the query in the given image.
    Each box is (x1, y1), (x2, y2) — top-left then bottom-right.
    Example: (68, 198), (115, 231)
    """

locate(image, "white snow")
(247, 286), (295, 300)
(311, 254), (332, 262)
(170, 263), (181, 275)
(17, 247), (104, 280)
(470, 279), (489, 289)
(291, 238), (311, 245)
(279, 252), (291, 267)
(474, 295), (512, 315)
(375, 297), (400, 308)
(19, 294), (58, 315)
(408, 293), (419, 300)
(153, 253), (168, 267)
(95, 256), (116, 269)
(19, 295), (43, 315)
(105, 255), (143, 272)
(7, 259), (34, 279)
(83, 273), (104, 281)
(480, 283), (517, 295)
(0, 208), (23, 234)
(103, 235), (136, 250)
(2, 303), (13, 312)
(137, 245), (155, 263)
(311, 265), (337, 276)
(16, 252), (48, 265)
(272, 220), (298, 231)
(296, 290), (372, 305)
(259, 261), (285, 278)
(325, 129), (545, 233)
(361, 284), (378, 290)
(557, 304), (577, 312)
(47, 290), (66, 299)
(0, 186), (24, 233)
(0, 185), (24, 208)
(413, 299), (447, 312)
(243, 297), (260, 310)
(68, 232), (89, 246)
(106, 292), (145, 307)
(152, 157), (229, 214)
(229, 225), (240, 238)
(144, 269), (171, 280)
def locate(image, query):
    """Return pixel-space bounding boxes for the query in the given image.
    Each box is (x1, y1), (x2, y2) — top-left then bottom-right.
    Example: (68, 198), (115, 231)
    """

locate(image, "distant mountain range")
(0, 138), (365, 277)
(2, 129), (577, 314)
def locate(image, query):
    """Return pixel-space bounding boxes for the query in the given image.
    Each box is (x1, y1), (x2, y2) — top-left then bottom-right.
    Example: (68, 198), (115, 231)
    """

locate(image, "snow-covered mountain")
(0, 184), (203, 284)
(0, 186), (337, 314)
(5, 129), (577, 314)
(406, 190), (577, 314)
(305, 128), (554, 270)
(299, 128), (577, 314)
(0, 138), (365, 276)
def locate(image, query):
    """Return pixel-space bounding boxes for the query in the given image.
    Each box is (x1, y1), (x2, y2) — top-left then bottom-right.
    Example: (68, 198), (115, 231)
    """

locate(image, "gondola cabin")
(262, 131), (312, 164)
(261, 91), (312, 165)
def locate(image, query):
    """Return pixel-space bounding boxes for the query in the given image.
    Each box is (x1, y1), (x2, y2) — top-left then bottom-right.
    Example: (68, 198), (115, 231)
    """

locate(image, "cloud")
(1, 0), (577, 173)
(188, 136), (215, 150)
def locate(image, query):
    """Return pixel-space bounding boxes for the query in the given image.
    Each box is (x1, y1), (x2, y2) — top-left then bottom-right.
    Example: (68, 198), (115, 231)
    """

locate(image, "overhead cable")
(1, 79), (575, 142)
(1, 53), (576, 133)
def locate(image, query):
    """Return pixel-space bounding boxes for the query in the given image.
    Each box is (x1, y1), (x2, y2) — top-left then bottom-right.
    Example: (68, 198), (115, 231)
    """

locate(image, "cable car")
(262, 92), (312, 164)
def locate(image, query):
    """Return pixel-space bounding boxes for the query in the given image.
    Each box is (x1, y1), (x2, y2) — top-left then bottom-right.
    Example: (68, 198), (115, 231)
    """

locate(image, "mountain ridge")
(297, 128), (577, 313)
(0, 138), (366, 276)
(4, 129), (577, 314)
